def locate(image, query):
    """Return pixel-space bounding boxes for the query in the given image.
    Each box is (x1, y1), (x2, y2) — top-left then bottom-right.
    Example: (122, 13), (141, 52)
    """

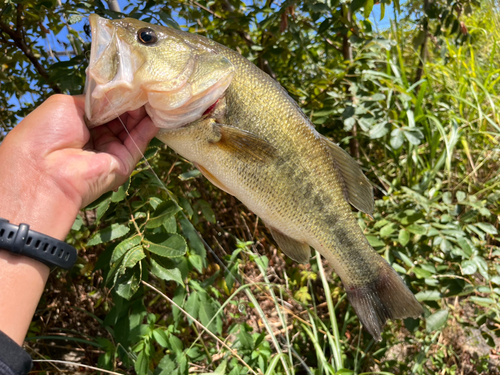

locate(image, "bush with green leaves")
(2, 0), (499, 374)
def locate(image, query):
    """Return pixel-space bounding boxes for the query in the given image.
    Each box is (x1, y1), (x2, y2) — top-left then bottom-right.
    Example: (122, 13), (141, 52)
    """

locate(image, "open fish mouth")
(84, 15), (235, 129)
(84, 15), (146, 128)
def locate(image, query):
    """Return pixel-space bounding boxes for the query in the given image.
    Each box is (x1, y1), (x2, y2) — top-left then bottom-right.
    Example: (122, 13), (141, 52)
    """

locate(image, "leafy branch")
(0, 4), (61, 94)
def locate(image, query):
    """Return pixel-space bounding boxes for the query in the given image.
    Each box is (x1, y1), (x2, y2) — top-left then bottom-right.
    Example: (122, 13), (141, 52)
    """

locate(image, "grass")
(20, 3), (500, 375)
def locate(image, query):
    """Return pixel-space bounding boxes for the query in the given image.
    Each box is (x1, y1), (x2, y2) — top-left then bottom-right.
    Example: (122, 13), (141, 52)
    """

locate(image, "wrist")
(0, 141), (80, 243)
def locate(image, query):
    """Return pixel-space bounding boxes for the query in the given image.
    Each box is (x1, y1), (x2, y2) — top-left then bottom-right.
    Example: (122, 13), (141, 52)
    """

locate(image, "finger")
(122, 116), (158, 165)
(125, 106), (149, 129)
(89, 123), (120, 150)
(105, 115), (130, 136)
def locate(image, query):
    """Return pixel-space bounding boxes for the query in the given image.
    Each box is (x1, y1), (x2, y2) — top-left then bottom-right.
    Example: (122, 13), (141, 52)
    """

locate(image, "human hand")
(0, 94), (159, 345)
(0, 94), (158, 240)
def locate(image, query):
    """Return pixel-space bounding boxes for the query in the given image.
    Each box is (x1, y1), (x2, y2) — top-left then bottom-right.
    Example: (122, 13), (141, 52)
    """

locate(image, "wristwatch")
(0, 218), (77, 269)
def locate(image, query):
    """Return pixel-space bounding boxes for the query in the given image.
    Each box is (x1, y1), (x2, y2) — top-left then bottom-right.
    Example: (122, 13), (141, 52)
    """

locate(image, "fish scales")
(84, 15), (423, 341)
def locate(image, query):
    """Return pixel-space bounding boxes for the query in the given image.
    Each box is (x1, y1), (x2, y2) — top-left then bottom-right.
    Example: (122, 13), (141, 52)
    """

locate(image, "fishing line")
(101, 93), (239, 283)
(102, 93), (297, 374)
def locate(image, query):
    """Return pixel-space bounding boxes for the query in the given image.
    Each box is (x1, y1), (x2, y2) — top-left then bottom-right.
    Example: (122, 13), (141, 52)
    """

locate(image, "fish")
(84, 14), (423, 341)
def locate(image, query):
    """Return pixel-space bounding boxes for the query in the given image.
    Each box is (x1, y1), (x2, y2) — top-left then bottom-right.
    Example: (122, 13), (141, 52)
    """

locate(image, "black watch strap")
(0, 218), (77, 269)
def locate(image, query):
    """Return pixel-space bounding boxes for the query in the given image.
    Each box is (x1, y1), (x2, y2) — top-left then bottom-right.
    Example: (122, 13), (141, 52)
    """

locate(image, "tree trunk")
(107, 0), (121, 12)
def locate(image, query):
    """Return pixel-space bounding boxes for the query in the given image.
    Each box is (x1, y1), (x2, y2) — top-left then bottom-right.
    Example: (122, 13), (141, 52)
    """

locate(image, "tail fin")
(345, 261), (423, 341)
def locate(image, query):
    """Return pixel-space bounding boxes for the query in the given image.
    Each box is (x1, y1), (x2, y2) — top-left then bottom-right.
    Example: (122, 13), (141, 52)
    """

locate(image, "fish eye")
(137, 28), (157, 45)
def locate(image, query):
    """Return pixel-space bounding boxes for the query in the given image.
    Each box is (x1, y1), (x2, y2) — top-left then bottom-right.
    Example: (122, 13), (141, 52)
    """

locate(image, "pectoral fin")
(210, 123), (277, 163)
(322, 137), (374, 216)
(267, 225), (311, 264)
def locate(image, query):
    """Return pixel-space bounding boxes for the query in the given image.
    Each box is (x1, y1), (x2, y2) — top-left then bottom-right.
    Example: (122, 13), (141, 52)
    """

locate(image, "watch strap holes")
(0, 229), (4, 237)
(26, 237), (33, 245)
(64, 253), (70, 261)
(43, 243), (49, 252)
(35, 239), (41, 249)
(58, 248), (64, 258)
(51, 246), (57, 255)
(7, 230), (14, 239)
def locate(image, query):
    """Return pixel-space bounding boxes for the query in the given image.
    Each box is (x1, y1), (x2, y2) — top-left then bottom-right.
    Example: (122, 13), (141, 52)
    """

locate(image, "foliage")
(2, 0), (500, 374)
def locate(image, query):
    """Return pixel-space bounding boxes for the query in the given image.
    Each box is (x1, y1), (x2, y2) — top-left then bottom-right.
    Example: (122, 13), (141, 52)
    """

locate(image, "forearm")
(0, 144), (80, 345)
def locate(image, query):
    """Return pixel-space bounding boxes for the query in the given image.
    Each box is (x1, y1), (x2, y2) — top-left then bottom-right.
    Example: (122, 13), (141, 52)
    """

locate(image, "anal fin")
(267, 225), (311, 264)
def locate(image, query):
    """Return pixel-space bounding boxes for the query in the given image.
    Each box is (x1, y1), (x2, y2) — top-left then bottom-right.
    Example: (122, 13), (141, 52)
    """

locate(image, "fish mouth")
(84, 15), (235, 130)
(84, 15), (145, 128)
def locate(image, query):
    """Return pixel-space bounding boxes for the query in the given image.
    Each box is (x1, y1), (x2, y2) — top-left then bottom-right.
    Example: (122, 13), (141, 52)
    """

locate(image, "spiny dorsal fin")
(322, 136), (374, 217)
(266, 225), (311, 264)
(211, 123), (277, 163)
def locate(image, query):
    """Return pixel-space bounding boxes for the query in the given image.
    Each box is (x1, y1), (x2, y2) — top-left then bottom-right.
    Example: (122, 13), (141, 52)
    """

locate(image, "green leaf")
(470, 296), (496, 307)
(390, 128), (405, 149)
(238, 328), (254, 350)
(112, 235), (142, 263)
(475, 222), (497, 235)
(198, 299), (220, 334)
(363, 0), (374, 18)
(146, 201), (181, 229)
(115, 267), (141, 300)
(406, 224), (427, 235)
(179, 169), (202, 181)
(152, 329), (169, 348)
(343, 117), (356, 131)
(180, 218), (206, 259)
(87, 224), (130, 246)
(366, 235), (385, 247)
(350, 0), (366, 13)
(72, 215), (83, 231)
(143, 233), (187, 258)
(398, 229), (410, 246)
(473, 256), (489, 280)
(426, 309), (448, 332)
(415, 290), (441, 301)
(369, 121), (390, 139)
(457, 238), (474, 257)
(189, 253), (204, 273)
(151, 258), (184, 286)
(169, 334), (183, 355)
(96, 199), (111, 223)
(196, 200), (216, 224)
(185, 292), (200, 322)
(413, 267), (432, 279)
(163, 216), (177, 233)
(461, 260), (477, 275)
(121, 245), (145, 269)
(404, 128), (424, 145)
(134, 350), (149, 375)
(111, 178), (130, 202)
(456, 191), (466, 202)
(380, 223), (396, 238)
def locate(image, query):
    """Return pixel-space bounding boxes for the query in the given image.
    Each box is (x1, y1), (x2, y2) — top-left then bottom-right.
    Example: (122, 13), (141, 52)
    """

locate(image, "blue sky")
(7, 0), (394, 118)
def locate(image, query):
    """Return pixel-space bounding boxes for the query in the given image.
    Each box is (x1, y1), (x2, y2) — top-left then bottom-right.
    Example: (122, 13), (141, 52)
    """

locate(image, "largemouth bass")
(85, 14), (422, 340)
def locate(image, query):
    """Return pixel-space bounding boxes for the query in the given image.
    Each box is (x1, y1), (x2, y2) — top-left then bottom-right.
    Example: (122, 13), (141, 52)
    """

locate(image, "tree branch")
(0, 8), (61, 94)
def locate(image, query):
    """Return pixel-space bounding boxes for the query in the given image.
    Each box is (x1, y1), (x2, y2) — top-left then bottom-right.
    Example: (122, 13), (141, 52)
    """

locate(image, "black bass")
(84, 15), (422, 340)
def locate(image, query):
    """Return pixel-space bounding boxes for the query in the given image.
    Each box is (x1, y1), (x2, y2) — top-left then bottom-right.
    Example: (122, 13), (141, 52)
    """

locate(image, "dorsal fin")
(266, 224), (311, 264)
(322, 136), (374, 216)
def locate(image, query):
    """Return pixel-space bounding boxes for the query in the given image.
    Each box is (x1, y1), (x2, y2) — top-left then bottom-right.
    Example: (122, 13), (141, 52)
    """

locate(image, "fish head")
(84, 14), (235, 128)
